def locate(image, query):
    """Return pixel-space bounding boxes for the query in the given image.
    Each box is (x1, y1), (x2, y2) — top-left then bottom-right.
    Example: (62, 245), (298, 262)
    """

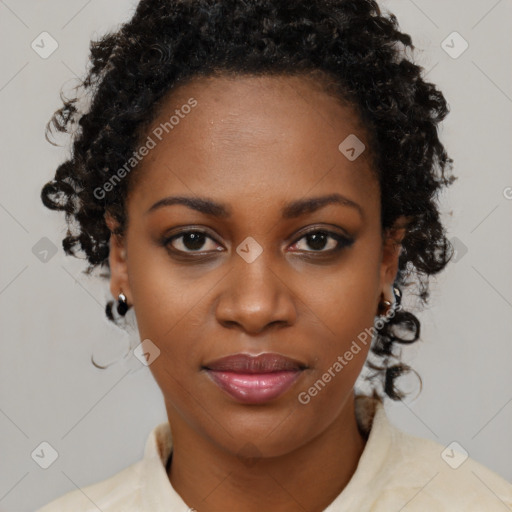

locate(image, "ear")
(105, 213), (131, 304)
(379, 216), (409, 298)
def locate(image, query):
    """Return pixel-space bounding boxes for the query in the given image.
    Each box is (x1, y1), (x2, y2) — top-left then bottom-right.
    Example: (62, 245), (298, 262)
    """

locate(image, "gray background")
(0, 0), (511, 510)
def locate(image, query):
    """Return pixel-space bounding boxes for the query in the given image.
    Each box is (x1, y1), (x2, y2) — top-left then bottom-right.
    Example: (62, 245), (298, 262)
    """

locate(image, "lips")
(203, 353), (307, 404)
(204, 353), (306, 373)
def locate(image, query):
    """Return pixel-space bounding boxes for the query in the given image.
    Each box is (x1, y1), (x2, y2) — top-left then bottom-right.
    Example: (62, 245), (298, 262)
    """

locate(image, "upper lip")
(203, 353), (307, 373)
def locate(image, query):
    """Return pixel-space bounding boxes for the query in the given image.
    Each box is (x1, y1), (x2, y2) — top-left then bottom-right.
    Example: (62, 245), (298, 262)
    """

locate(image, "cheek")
(297, 245), (381, 406)
(125, 239), (216, 378)
(126, 233), (195, 334)
(305, 246), (381, 346)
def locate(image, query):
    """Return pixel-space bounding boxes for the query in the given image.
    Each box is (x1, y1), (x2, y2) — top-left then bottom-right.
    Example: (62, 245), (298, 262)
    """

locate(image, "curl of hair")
(41, 0), (456, 400)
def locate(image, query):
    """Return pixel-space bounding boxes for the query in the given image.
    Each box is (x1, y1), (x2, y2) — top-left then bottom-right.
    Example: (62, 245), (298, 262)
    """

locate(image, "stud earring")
(117, 291), (129, 316)
(378, 285), (402, 316)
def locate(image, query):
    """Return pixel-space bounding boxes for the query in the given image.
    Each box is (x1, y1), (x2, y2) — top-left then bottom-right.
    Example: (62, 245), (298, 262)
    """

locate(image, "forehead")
(129, 73), (379, 218)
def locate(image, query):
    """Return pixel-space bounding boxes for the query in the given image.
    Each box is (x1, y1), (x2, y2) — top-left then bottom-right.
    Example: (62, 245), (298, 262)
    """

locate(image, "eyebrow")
(146, 193), (363, 220)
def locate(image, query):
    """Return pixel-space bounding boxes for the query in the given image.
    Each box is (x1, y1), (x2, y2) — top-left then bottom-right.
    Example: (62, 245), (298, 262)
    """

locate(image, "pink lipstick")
(204, 353), (306, 404)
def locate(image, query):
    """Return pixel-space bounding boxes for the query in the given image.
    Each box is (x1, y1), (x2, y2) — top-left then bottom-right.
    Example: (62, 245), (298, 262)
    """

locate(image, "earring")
(378, 285), (402, 316)
(380, 297), (392, 316)
(392, 285), (402, 308)
(117, 291), (129, 316)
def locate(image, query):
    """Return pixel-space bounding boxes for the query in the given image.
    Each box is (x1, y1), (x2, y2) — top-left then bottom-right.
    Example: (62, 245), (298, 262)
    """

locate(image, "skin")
(107, 74), (406, 512)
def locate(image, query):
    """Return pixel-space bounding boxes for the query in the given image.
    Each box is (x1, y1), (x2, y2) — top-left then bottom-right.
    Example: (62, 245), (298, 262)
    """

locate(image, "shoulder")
(350, 396), (512, 511)
(36, 420), (182, 511)
(36, 460), (143, 512)
(377, 422), (512, 510)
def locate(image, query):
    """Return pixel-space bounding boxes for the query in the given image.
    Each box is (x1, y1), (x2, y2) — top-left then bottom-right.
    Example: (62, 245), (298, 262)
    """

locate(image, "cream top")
(37, 396), (512, 511)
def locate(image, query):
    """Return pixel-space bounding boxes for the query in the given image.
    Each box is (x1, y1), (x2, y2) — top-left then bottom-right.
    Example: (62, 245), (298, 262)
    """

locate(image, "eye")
(289, 229), (354, 254)
(162, 227), (354, 258)
(164, 230), (222, 254)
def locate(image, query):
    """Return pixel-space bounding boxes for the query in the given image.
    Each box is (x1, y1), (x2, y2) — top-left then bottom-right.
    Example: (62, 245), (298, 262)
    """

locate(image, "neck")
(166, 395), (367, 512)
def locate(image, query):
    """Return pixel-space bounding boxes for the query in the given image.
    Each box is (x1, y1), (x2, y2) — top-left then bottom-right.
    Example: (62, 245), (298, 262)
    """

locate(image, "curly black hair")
(41, 0), (456, 400)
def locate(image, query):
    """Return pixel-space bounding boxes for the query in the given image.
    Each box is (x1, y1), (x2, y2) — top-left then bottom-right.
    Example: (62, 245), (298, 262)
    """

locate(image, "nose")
(214, 252), (297, 335)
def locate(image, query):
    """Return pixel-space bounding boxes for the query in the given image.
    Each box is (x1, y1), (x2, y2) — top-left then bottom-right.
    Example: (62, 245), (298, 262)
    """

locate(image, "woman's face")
(108, 74), (402, 457)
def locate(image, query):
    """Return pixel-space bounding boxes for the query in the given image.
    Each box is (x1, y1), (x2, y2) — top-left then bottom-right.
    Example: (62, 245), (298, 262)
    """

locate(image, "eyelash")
(162, 227), (354, 259)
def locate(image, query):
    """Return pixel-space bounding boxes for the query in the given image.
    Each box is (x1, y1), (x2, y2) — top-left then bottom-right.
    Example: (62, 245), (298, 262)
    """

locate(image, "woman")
(37, 0), (512, 510)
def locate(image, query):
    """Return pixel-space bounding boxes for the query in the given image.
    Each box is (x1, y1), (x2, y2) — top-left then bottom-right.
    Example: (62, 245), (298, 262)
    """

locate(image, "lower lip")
(205, 370), (303, 404)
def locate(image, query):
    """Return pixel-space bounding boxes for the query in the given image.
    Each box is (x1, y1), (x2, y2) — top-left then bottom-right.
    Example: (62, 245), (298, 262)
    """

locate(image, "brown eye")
(289, 229), (354, 253)
(164, 230), (222, 254)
